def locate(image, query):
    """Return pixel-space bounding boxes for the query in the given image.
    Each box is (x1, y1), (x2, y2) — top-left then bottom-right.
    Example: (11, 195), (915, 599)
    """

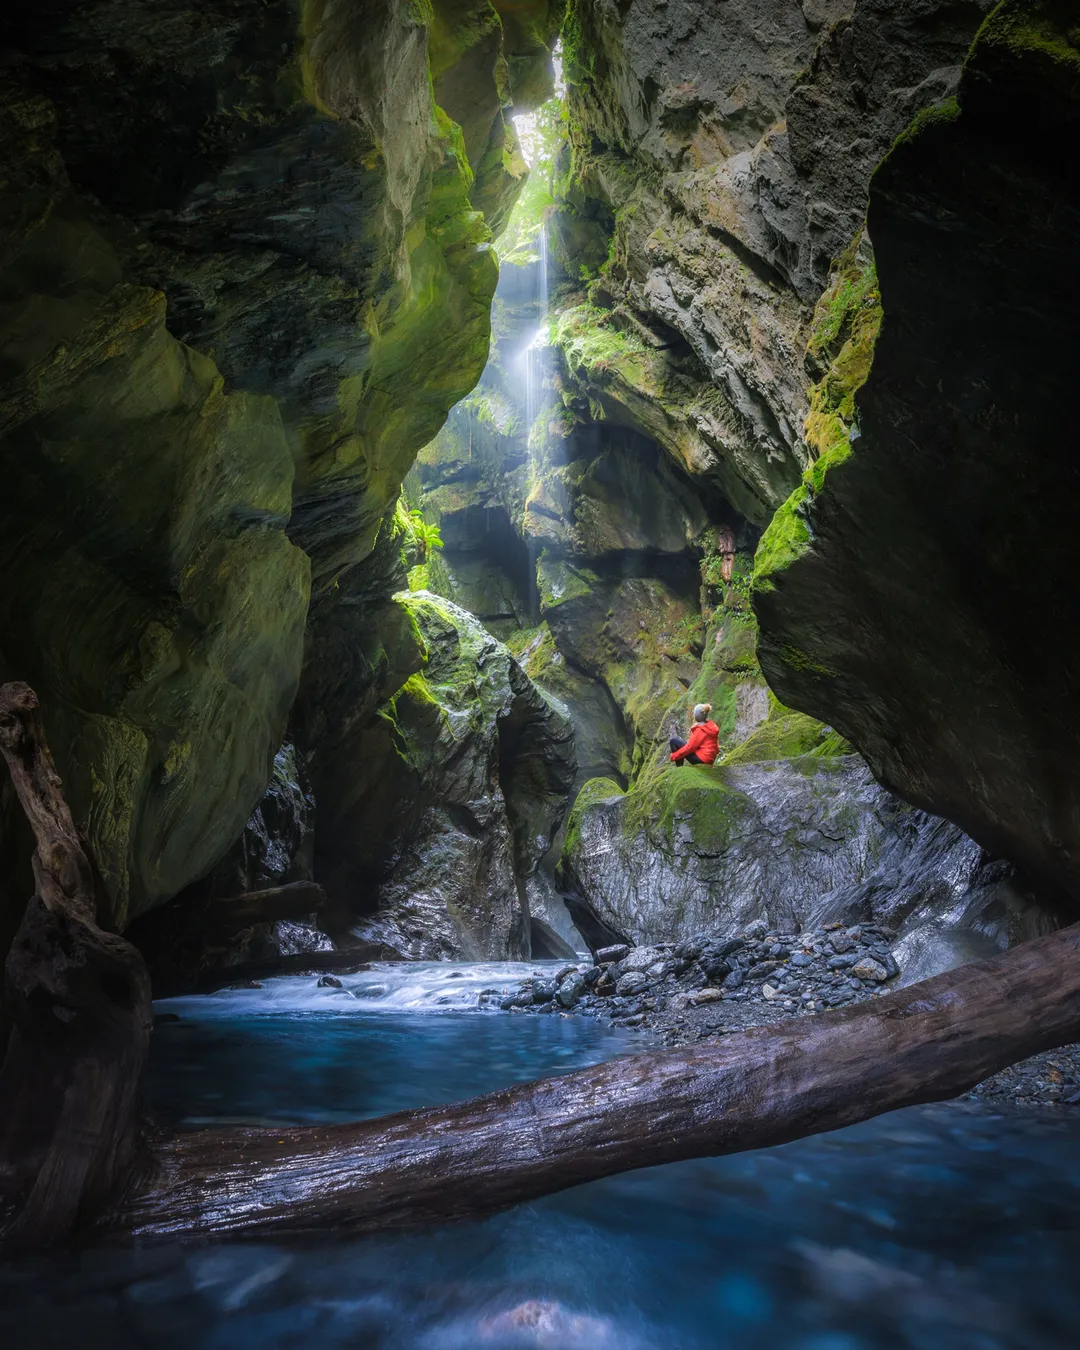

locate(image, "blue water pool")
(2, 961), (1079, 1350)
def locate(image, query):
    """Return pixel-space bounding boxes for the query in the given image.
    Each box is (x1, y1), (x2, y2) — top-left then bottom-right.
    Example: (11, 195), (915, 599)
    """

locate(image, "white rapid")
(155, 959), (578, 1019)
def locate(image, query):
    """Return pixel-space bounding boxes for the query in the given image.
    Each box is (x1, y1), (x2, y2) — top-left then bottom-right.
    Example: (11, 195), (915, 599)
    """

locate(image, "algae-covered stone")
(722, 693), (851, 766)
(559, 756), (1038, 956)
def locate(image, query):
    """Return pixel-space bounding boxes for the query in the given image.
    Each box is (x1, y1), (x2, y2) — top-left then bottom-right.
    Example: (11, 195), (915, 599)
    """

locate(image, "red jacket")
(671, 721), (720, 764)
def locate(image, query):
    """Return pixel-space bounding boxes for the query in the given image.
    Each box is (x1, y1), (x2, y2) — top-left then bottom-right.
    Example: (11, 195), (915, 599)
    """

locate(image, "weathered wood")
(113, 920), (1080, 1241)
(0, 683), (152, 1250)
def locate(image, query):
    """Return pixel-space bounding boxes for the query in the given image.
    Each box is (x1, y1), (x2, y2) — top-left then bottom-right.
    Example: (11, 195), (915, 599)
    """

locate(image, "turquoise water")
(3, 963), (1080, 1350)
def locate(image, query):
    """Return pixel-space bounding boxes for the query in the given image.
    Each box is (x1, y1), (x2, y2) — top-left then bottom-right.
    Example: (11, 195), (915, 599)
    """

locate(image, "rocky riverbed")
(493, 923), (1080, 1109)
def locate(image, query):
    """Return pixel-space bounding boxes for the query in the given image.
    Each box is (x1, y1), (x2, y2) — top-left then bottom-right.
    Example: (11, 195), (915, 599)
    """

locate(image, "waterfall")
(520, 222), (551, 456)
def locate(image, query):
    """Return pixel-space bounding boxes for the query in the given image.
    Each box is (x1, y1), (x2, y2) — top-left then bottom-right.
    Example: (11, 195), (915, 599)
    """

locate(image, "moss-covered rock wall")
(754, 1), (1080, 910)
(313, 590), (575, 960)
(549, 0), (993, 523)
(0, 1), (562, 939)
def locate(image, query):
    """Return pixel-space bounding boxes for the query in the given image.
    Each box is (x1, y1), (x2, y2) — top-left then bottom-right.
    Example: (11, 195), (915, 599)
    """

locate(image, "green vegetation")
(974, 0), (1080, 78)
(536, 552), (598, 610)
(563, 776), (625, 857)
(752, 487), (812, 589)
(498, 87), (566, 264)
(619, 762), (751, 853)
(888, 96), (961, 155)
(553, 303), (652, 381)
(753, 232), (882, 593)
(408, 509), (444, 559)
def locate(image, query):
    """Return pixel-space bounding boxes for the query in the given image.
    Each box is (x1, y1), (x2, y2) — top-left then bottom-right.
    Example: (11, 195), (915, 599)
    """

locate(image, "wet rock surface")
(561, 756), (1056, 975)
(501, 921), (906, 1034)
(327, 592), (576, 962)
(755, 5), (1080, 912)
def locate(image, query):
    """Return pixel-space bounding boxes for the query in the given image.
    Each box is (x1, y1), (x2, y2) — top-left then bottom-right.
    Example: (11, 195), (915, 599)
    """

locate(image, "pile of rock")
(497, 919), (903, 1038)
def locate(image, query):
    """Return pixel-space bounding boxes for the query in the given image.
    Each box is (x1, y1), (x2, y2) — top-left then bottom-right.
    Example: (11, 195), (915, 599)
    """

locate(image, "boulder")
(561, 755), (1054, 979)
(555, 972), (586, 1008)
(615, 970), (649, 998)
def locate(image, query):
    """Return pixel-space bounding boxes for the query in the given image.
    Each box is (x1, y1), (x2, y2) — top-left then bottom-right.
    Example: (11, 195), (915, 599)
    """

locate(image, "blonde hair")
(692, 703), (712, 723)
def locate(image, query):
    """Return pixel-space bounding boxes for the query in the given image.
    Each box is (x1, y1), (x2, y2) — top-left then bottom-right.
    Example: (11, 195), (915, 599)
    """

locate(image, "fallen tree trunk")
(113, 919), (1080, 1241)
(0, 683), (152, 1250)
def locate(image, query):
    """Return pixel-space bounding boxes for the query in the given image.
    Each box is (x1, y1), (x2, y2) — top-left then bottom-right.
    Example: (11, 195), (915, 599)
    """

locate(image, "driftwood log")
(3, 680), (1080, 1249)
(0, 682), (152, 1249)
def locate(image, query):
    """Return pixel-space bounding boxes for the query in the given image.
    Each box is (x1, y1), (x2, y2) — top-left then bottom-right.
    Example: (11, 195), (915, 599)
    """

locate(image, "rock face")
(755, 4), (1080, 909)
(406, 0), (997, 885)
(1, 0), (1072, 984)
(552, 0), (994, 522)
(221, 744), (317, 897)
(561, 757), (1054, 981)
(0, 2), (561, 937)
(318, 592), (575, 960)
(0, 76), (310, 926)
(126, 745), (332, 992)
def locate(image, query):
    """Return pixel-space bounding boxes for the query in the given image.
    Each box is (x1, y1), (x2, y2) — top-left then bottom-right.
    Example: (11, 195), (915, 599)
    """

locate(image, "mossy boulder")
(559, 753), (1026, 953)
(722, 693), (851, 766)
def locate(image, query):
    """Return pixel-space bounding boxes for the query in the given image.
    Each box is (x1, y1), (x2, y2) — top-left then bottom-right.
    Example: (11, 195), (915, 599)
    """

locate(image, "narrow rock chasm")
(2, 4), (1080, 1344)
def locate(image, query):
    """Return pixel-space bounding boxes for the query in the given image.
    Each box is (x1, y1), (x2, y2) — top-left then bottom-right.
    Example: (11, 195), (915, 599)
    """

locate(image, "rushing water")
(4, 961), (1080, 1350)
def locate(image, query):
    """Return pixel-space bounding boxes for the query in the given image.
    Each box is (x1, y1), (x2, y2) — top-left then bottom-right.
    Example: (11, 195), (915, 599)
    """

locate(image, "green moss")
(552, 302), (653, 384)
(560, 0), (598, 83)
(888, 96), (961, 155)
(536, 552), (598, 610)
(395, 670), (442, 712)
(563, 775), (625, 858)
(753, 233), (882, 593)
(752, 485), (811, 588)
(979, 2), (1080, 66)
(722, 691), (851, 764)
(778, 643), (837, 679)
(623, 765), (750, 853)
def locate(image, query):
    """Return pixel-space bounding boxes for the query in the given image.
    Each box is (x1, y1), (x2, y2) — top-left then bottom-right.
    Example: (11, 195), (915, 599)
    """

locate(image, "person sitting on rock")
(669, 704), (720, 766)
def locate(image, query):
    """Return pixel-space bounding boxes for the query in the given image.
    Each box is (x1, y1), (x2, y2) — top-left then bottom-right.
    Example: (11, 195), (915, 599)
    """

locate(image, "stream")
(3, 961), (1080, 1349)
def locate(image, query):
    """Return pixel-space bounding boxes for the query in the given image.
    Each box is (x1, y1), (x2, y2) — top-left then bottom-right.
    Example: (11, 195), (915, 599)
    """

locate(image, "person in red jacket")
(670, 704), (720, 765)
